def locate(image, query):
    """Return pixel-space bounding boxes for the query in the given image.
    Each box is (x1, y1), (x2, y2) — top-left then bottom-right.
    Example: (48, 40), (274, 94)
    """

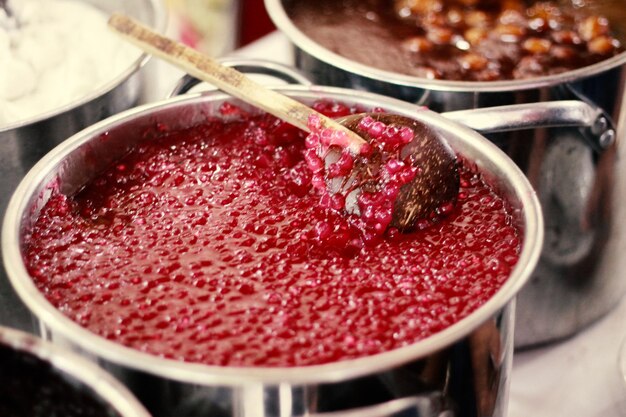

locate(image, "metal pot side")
(0, 325), (151, 417)
(2, 87), (543, 417)
(265, 0), (626, 348)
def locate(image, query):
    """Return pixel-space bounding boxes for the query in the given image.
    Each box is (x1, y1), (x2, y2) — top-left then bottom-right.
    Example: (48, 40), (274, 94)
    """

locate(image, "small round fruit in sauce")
(287, 0), (623, 81)
(304, 111), (459, 235)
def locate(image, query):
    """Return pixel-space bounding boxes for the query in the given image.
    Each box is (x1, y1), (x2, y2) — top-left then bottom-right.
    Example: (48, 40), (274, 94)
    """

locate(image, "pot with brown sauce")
(266, 0), (626, 347)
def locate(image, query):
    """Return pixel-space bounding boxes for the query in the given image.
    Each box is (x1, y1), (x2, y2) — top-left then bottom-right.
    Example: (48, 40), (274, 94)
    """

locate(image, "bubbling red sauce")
(24, 101), (521, 367)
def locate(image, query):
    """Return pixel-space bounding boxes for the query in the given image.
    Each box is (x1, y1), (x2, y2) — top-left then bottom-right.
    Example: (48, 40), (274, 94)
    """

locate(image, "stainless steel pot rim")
(0, 325), (151, 417)
(265, 0), (626, 93)
(0, 0), (168, 133)
(2, 85), (543, 386)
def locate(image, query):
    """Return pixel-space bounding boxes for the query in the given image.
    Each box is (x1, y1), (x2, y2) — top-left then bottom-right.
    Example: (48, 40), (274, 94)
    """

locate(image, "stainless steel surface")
(168, 58), (314, 97)
(0, 0), (166, 333)
(2, 83), (542, 417)
(443, 101), (615, 151)
(0, 325), (151, 417)
(307, 394), (453, 417)
(266, 0), (626, 348)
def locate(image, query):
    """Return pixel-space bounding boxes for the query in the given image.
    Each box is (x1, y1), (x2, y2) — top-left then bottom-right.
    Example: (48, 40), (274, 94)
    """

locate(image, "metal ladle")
(108, 13), (459, 231)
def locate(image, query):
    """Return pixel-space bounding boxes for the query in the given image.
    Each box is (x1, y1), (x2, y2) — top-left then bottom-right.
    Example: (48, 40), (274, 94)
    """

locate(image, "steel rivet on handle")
(599, 129), (616, 148)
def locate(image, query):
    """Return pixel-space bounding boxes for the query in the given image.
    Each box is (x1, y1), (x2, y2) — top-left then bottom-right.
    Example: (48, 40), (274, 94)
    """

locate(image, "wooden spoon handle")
(108, 13), (365, 152)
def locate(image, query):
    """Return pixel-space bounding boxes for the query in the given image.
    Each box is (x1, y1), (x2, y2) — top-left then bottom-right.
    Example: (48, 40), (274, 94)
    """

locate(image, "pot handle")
(308, 394), (453, 417)
(233, 384), (452, 417)
(167, 58), (313, 98)
(442, 100), (615, 152)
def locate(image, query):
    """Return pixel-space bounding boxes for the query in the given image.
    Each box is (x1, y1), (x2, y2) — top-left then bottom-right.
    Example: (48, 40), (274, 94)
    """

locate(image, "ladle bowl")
(334, 112), (460, 230)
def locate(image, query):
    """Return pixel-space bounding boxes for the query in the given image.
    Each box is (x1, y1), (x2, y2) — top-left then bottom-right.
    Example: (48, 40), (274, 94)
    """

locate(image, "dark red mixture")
(24, 101), (521, 367)
(287, 0), (623, 81)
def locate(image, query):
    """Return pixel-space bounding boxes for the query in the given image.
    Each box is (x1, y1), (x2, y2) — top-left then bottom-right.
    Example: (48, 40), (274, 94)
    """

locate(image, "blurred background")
(165, 0), (275, 56)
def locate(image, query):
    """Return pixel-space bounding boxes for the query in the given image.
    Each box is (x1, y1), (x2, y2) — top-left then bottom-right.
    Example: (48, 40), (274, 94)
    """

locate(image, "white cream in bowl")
(0, 0), (141, 126)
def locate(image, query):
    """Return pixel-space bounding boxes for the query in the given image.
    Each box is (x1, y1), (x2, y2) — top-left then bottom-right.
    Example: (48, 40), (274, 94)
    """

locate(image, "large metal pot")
(0, 325), (151, 417)
(2, 76), (542, 417)
(265, 0), (626, 347)
(0, 0), (166, 331)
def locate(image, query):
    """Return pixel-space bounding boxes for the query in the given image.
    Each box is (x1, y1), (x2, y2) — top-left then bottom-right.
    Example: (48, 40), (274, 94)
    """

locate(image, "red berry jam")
(305, 114), (419, 235)
(304, 113), (457, 236)
(24, 101), (521, 367)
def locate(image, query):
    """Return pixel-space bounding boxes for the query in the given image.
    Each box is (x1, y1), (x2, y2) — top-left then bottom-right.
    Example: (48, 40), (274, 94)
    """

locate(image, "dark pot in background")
(0, 325), (151, 417)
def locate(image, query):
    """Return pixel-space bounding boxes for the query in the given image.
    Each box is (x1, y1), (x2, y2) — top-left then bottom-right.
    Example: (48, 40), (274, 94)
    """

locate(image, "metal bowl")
(3, 85), (542, 417)
(0, 325), (151, 417)
(0, 0), (167, 332)
(0, 0), (166, 211)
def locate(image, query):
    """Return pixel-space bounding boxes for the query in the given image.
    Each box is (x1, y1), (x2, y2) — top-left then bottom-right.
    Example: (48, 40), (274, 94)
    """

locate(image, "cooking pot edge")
(1, 84), (543, 387)
(0, 325), (151, 417)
